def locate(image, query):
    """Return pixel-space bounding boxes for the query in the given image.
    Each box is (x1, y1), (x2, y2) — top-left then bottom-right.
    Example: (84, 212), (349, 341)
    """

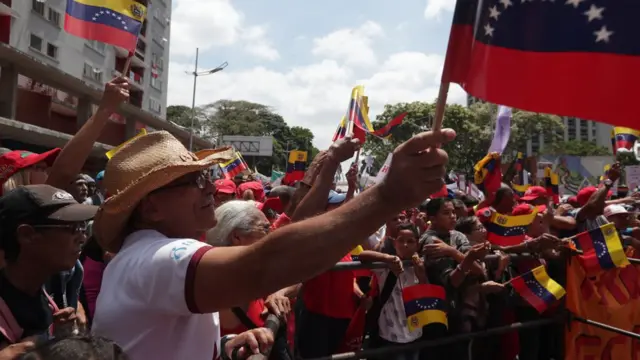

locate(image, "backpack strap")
(231, 307), (258, 330)
(0, 297), (23, 344)
(363, 271), (398, 340)
(42, 288), (59, 337)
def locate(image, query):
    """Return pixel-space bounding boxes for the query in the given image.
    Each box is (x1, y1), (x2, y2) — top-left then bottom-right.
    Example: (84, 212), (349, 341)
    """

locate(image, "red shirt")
(271, 213), (291, 230)
(302, 254), (356, 319)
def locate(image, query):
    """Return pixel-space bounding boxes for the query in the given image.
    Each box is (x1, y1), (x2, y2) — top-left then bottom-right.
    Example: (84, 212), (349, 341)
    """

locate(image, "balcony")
(113, 46), (146, 69)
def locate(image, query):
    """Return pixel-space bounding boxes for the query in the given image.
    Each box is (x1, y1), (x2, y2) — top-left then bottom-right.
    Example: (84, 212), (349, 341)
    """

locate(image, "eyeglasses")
(155, 171), (213, 193)
(32, 223), (87, 235)
(247, 223), (271, 235)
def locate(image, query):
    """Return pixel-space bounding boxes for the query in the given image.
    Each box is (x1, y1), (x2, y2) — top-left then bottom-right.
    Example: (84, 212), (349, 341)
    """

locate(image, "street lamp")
(185, 47), (228, 151)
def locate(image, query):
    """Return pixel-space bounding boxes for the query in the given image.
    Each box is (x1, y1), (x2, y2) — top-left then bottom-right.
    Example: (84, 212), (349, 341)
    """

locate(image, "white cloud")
(167, 22), (466, 151)
(424, 0), (455, 19)
(170, 0), (279, 60)
(311, 21), (384, 67)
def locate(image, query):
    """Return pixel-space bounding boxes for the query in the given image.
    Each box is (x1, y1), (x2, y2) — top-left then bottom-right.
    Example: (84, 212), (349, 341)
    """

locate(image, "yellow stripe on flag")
(407, 310), (448, 332)
(106, 129), (147, 159)
(601, 223), (630, 268)
(530, 265), (566, 300)
(489, 209), (538, 228)
(74, 0), (147, 21)
(350, 245), (364, 256)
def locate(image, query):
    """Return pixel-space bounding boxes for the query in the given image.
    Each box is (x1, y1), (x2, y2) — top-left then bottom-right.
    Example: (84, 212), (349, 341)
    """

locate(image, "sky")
(166, 0), (468, 152)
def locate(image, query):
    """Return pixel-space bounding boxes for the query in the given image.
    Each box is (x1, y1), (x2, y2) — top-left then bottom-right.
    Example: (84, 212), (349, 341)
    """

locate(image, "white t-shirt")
(92, 230), (221, 360)
(372, 267), (423, 343)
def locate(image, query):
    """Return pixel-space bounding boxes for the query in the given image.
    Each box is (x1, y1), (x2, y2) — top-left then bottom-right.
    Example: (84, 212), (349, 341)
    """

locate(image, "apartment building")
(466, 95), (612, 154)
(0, 0), (170, 118)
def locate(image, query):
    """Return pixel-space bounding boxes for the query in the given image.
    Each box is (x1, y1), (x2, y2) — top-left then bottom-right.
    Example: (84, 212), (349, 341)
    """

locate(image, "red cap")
(576, 186), (612, 207)
(214, 179), (236, 194)
(520, 186), (547, 202)
(237, 181), (265, 202)
(512, 203), (546, 215)
(259, 197), (283, 213)
(0, 149), (60, 185)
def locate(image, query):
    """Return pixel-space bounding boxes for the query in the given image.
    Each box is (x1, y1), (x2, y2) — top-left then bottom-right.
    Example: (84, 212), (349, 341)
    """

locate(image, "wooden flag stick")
(431, 81), (450, 132)
(123, 52), (134, 77)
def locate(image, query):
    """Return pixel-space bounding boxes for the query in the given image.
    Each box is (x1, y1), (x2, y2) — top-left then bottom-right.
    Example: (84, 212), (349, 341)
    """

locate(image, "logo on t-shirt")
(169, 240), (198, 262)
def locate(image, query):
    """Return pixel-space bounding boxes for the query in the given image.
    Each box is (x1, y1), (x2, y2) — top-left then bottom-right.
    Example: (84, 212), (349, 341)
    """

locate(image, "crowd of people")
(0, 77), (639, 360)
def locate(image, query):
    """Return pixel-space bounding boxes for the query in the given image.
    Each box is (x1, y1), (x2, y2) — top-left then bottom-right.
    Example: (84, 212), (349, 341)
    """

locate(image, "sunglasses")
(32, 223), (88, 235)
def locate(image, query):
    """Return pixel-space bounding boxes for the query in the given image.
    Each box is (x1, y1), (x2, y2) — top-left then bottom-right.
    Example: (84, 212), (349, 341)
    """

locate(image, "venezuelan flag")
(221, 152), (248, 180)
(543, 167), (559, 204)
(511, 152), (530, 197)
(485, 209), (538, 247)
(474, 152), (501, 194)
(282, 150), (307, 185)
(613, 127), (640, 153)
(511, 265), (565, 313)
(350, 245), (363, 262)
(573, 223), (630, 276)
(599, 164), (611, 183)
(332, 116), (348, 142)
(402, 284), (448, 332)
(64, 0), (146, 51)
(370, 112), (407, 139)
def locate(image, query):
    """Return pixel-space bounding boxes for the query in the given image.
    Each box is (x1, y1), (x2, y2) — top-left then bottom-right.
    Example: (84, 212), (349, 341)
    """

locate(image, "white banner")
(626, 165), (640, 191)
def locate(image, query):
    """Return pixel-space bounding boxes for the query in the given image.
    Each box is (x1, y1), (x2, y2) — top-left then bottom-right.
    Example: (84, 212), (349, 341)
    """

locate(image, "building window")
(29, 34), (43, 51)
(86, 40), (106, 54)
(151, 76), (162, 90)
(46, 43), (58, 59)
(149, 98), (162, 113)
(48, 8), (61, 27)
(83, 63), (102, 82)
(32, 0), (45, 16)
(151, 52), (164, 69)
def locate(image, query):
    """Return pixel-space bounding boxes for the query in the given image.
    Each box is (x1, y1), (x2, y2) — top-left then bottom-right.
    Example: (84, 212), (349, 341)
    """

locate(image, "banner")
(564, 255), (640, 360)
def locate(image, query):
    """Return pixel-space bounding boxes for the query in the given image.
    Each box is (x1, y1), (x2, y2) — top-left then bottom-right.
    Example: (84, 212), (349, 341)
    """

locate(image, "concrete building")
(466, 95), (612, 154)
(4, 0), (170, 118)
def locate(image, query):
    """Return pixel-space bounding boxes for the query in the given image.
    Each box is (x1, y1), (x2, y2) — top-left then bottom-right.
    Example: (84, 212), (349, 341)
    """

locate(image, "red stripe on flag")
(64, 14), (138, 51)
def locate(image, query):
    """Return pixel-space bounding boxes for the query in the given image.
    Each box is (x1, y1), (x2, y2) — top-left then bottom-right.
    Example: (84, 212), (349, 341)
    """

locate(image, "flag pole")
(123, 52), (134, 76)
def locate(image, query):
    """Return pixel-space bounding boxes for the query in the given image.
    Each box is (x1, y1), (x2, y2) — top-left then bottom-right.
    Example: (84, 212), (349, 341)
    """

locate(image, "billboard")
(220, 136), (273, 157)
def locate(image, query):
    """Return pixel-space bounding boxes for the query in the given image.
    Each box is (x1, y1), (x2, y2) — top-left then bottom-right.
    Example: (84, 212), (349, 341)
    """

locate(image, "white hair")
(206, 200), (266, 246)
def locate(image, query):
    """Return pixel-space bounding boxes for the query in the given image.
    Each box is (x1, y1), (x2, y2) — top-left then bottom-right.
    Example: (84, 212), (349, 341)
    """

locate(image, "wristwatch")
(220, 335), (236, 360)
(603, 179), (614, 188)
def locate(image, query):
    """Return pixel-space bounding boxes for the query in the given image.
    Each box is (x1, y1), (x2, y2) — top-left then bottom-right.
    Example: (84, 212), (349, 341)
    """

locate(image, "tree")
(169, 100), (317, 175)
(362, 101), (565, 176)
(542, 140), (611, 156)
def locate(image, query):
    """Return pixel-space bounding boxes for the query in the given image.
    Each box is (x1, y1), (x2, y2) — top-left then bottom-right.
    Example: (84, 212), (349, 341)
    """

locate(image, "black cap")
(0, 185), (98, 227)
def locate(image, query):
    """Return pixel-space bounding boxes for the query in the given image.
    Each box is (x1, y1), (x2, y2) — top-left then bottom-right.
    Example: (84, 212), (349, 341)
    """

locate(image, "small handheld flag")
(485, 209), (538, 247)
(511, 265), (565, 313)
(282, 150), (307, 185)
(474, 152), (501, 195)
(402, 284), (448, 331)
(64, 0), (147, 51)
(220, 151), (248, 180)
(573, 223), (630, 277)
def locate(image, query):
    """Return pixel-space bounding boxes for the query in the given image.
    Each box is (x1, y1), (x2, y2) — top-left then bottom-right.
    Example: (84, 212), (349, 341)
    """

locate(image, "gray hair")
(206, 200), (265, 246)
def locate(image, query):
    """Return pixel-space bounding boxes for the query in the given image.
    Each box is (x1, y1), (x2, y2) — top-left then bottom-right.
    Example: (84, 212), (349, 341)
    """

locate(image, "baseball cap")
(0, 185), (98, 227)
(512, 203), (547, 216)
(520, 186), (547, 202)
(604, 204), (629, 218)
(0, 149), (60, 185)
(328, 190), (347, 204)
(577, 186), (612, 207)
(214, 179), (236, 194)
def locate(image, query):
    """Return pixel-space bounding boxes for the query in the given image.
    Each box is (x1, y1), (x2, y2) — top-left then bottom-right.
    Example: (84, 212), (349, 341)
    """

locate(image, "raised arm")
(46, 78), (129, 189)
(190, 129), (456, 312)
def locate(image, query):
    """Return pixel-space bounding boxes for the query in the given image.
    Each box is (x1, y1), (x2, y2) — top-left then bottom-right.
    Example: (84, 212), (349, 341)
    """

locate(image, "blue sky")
(167, 0), (466, 151)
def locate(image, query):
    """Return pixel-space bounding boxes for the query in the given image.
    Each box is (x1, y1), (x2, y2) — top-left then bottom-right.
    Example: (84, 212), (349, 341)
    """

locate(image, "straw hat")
(93, 131), (234, 252)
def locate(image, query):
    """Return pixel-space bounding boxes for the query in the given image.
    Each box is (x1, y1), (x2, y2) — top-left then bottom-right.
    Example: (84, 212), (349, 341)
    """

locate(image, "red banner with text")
(564, 253), (640, 360)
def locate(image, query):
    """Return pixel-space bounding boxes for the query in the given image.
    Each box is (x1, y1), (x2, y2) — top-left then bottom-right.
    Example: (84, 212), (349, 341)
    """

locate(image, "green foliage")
(166, 101), (319, 175)
(363, 102), (565, 176)
(617, 151), (640, 166)
(542, 140), (611, 156)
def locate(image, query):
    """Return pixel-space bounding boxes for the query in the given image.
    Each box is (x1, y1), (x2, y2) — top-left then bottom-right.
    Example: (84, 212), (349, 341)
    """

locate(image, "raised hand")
(100, 77), (130, 112)
(380, 129), (455, 209)
(328, 135), (361, 164)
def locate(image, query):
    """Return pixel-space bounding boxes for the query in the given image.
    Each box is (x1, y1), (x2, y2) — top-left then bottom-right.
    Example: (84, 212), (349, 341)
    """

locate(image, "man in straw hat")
(91, 129), (455, 360)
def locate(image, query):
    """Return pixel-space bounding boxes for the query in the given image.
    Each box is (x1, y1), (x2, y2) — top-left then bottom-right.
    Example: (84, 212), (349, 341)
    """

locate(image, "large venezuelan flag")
(402, 284), (448, 332)
(485, 209), (538, 247)
(573, 223), (630, 277)
(612, 127), (640, 153)
(511, 265), (565, 313)
(64, 0), (146, 51)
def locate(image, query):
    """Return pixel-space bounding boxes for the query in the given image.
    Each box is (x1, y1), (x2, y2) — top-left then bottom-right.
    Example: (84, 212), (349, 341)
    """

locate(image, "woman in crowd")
(206, 200), (295, 360)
